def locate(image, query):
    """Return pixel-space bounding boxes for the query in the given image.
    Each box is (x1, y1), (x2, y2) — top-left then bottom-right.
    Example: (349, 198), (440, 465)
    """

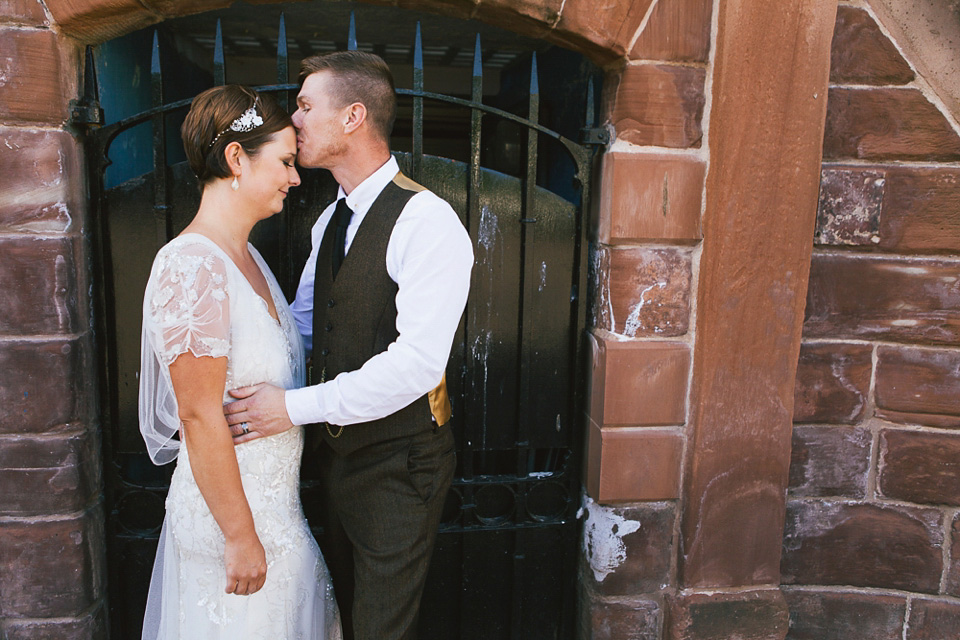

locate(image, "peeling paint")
(581, 494), (642, 582)
(623, 282), (666, 337)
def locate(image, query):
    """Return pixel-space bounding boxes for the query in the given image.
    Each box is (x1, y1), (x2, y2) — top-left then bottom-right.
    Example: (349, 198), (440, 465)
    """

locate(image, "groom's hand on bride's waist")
(224, 383), (295, 444)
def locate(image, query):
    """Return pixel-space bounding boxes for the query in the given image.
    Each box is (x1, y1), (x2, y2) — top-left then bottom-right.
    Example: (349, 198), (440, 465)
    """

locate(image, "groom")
(224, 51), (473, 639)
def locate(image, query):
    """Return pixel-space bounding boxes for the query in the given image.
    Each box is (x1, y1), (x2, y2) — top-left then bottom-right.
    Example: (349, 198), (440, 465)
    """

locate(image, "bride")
(138, 85), (341, 639)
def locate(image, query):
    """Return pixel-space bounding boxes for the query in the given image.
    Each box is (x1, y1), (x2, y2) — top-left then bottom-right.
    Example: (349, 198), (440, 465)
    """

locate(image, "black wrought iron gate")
(74, 11), (603, 639)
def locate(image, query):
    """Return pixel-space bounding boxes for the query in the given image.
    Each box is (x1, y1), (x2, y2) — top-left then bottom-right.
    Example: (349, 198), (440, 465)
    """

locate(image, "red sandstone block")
(475, 0), (563, 39)
(0, 128), (82, 233)
(788, 425), (871, 498)
(580, 499), (674, 595)
(592, 246), (691, 338)
(145, 0), (232, 19)
(585, 420), (682, 502)
(588, 333), (689, 426)
(804, 253), (960, 346)
(782, 589), (907, 640)
(875, 345), (960, 428)
(0, 28), (76, 124)
(793, 342), (872, 424)
(947, 514), (960, 596)
(42, 0), (156, 41)
(0, 0), (48, 25)
(0, 507), (105, 617)
(593, 151), (704, 243)
(906, 599), (960, 640)
(602, 64), (705, 148)
(0, 235), (84, 335)
(581, 595), (661, 640)
(878, 429), (960, 506)
(630, 0), (711, 63)
(879, 166), (960, 254)
(781, 500), (943, 593)
(2, 605), (107, 639)
(823, 88), (960, 162)
(0, 429), (101, 516)
(554, 0), (652, 61)
(396, 0), (476, 20)
(0, 337), (92, 434)
(829, 6), (914, 86)
(666, 589), (789, 640)
(815, 166), (884, 246)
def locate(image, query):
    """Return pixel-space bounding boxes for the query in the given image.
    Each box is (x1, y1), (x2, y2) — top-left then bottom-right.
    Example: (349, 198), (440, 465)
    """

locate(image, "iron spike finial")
(585, 78), (595, 126)
(414, 22), (423, 72)
(278, 13), (287, 57)
(151, 30), (161, 75)
(473, 33), (482, 79)
(348, 12), (357, 51)
(214, 19), (225, 86)
(529, 51), (539, 96)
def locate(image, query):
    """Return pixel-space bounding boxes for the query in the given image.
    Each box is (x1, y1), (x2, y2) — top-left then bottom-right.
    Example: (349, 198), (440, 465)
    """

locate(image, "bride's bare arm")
(169, 352), (267, 596)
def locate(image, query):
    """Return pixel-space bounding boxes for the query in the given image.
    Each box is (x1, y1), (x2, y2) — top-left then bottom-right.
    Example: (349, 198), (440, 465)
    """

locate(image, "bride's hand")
(224, 532), (267, 595)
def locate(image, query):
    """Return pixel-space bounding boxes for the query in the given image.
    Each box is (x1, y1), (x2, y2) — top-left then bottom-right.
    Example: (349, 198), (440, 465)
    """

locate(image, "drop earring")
(231, 176), (240, 191)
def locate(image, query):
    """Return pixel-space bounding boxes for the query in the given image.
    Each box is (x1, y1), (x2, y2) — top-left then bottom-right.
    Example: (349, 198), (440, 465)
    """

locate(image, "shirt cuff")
(284, 386), (324, 426)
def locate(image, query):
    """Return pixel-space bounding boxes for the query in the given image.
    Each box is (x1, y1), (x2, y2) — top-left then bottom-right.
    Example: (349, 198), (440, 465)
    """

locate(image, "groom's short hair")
(300, 51), (397, 143)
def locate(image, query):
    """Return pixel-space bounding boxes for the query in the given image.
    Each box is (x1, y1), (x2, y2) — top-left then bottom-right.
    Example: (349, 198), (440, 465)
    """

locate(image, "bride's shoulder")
(152, 234), (229, 276)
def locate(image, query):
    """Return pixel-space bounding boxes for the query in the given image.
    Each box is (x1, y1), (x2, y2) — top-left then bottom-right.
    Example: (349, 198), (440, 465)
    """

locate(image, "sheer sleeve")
(139, 241), (231, 464)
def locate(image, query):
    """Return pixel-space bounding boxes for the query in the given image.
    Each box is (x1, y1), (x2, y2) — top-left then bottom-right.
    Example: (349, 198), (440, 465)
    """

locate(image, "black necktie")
(332, 198), (353, 277)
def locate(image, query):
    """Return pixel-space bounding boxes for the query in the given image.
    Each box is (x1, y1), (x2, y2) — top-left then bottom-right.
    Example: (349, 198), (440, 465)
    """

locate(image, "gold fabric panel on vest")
(392, 172), (427, 193)
(428, 373), (452, 427)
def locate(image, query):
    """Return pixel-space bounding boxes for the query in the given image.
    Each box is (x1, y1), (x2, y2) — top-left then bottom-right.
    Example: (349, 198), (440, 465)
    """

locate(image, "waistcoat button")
(325, 322), (333, 332)
(327, 299), (336, 308)
(321, 348), (330, 356)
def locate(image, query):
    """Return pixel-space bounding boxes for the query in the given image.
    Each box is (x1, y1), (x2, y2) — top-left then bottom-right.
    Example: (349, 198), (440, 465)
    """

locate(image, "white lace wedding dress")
(139, 233), (341, 640)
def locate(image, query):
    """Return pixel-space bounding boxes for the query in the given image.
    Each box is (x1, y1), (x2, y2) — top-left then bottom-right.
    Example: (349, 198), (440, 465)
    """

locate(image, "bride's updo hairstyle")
(181, 85), (292, 187)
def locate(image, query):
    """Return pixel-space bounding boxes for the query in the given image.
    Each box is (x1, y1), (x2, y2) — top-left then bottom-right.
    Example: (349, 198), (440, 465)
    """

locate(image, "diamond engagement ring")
(240, 422), (250, 435)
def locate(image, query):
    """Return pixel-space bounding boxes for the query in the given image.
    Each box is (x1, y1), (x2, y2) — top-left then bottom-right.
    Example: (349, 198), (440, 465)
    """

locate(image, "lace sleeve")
(139, 240), (231, 464)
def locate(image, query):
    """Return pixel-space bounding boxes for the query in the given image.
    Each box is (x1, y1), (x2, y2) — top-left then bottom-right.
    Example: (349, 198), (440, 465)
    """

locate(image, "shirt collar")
(337, 155), (399, 218)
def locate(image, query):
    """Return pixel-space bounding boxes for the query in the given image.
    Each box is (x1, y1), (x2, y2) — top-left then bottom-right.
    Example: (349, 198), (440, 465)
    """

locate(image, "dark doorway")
(77, 3), (602, 637)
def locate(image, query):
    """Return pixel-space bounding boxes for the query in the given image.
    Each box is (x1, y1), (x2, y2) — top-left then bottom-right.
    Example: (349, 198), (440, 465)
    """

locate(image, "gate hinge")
(580, 126), (611, 146)
(69, 98), (103, 129)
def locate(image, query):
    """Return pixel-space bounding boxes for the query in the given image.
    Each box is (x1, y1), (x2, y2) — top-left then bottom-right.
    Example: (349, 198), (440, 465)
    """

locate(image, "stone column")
(0, 5), (107, 638)
(671, 0), (837, 637)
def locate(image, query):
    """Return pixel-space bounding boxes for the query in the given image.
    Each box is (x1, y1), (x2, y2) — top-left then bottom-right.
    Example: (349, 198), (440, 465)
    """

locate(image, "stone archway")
(0, 0), (840, 638)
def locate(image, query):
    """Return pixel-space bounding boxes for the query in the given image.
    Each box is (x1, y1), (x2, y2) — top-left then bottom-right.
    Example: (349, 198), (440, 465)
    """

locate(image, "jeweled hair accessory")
(208, 98), (264, 149)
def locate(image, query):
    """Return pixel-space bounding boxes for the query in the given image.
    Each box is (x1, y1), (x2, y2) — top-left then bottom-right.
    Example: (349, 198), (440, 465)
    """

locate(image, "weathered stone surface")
(793, 342), (872, 424)
(0, 236), (83, 335)
(879, 166), (960, 254)
(0, 507), (105, 617)
(878, 429), (960, 505)
(789, 425), (871, 498)
(554, 0), (653, 61)
(143, 0), (232, 19)
(582, 596), (661, 640)
(0, 28), (77, 124)
(580, 497), (674, 594)
(2, 606), (107, 639)
(823, 88), (960, 162)
(0, 128), (82, 233)
(43, 0), (158, 42)
(0, 337), (93, 434)
(0, 429), (101, 515)
(680, 0), (835, 590)
(830, 6), (914, 85)
(588, 333), (689, 427)
(0, 0), (48, 25)
(666, 589), (790, 640)
(947, 514), (960, 596)
(475, 0), (562, 39)
(585, 420), (683, 502)
(593, 151), (704, 244)
(875, 345), (960, 428)
(781, 501), (943, 593)
(592, 246), (691, 338)
(396, 0), (477, 21)
(782, 589), (907, 640)
(603, 64), (705, 148)
(804, 253), (960, 346)
(815, 167), (884, 246)
(630, 0), (711, 63)
(906, 599), (960, 639)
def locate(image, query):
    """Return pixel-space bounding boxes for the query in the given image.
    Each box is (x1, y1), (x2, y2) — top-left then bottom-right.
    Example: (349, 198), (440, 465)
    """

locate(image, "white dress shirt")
(285, 155), (474, 427)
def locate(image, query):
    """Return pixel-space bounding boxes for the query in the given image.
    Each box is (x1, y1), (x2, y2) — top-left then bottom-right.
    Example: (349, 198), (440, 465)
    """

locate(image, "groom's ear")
(343, 102), (367, 134)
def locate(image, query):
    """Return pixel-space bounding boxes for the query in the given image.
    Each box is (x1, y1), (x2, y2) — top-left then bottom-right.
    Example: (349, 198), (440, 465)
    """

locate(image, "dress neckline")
(175, 232), (282, 327)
